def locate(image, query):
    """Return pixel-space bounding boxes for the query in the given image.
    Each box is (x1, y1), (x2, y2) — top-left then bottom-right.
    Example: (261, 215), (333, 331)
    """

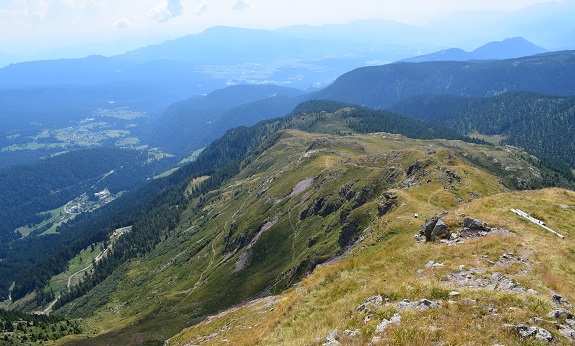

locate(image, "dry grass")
(168, 187), (575, 345)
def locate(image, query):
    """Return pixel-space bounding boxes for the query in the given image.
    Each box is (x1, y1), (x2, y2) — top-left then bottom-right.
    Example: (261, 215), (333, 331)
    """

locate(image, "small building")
(95, 188), (111, 200)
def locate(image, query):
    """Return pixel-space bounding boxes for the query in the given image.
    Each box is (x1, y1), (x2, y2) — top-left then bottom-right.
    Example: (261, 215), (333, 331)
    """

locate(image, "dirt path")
(41, 295), (60, 314)
(67, 263), (94, 288)
(178, 233), (221, 307)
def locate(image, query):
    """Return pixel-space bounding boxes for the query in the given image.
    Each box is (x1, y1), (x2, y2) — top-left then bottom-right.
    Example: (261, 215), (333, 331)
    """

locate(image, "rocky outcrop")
(431, 219), (450, 241)
(419, 216), (439, 241)
(512, 324), (553, 342)
(377, 192), (398, 216)
(549, 308), (574, 319)
(357, 295), (383, 313)
(418, 215), (450, 242)
(547, 306), (575, 340)
(396, 298), (442, 313)
(463, 217), (489, 230)
(458, 217), (506, 239)
(442, 266), (527, 293)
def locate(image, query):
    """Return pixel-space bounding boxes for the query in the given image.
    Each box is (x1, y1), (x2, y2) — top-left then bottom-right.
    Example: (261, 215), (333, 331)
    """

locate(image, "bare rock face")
(377, 192), (398, 216)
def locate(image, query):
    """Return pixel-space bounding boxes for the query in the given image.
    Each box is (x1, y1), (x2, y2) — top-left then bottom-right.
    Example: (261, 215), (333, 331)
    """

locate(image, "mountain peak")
(399, 37), (546, 63)
(472, 37), (546, 59)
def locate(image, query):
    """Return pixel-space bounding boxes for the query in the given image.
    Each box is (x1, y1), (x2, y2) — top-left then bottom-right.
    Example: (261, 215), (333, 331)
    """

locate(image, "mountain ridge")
(18, 102), (571, 345)
(399, 37), (546, 63)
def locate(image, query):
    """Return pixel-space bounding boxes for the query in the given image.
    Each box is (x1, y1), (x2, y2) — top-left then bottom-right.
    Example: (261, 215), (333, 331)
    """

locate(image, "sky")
(0, 0), (561, 57)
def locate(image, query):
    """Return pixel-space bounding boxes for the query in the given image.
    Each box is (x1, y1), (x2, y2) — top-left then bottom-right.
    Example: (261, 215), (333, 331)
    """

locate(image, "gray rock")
(548, 309), (575, 319)
(420, 216), (439, 241)
(416, 299), (442, 311)
(357, 295), (383, 313)
(515, 325), (553, 342)
(534, 328), (553, 342)
(516, 324), (537, 338)
(375, 313), (401, 333)
(559, 327), (575, 339)
(425, 260), (444, 268)
(431, 219), (450, 241)
(463, 217), (489, 231)
(364, 314), (373, 324)
(341, 329), (361, 337)
(396, 299), (442, 312)
(323, 328), (340, 346)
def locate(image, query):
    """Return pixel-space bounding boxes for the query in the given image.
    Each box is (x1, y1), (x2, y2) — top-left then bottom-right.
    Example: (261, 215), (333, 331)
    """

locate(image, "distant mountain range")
(150, 84), (306, 154)
(399, 37), (546, 63)
(151, 50), (575, 164)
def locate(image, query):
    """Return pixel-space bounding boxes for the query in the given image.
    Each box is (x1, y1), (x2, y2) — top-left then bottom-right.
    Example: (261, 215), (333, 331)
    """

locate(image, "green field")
(2, 119), (146, 153)
(178, 147), (205, 165)
(468, 131), (507, 145)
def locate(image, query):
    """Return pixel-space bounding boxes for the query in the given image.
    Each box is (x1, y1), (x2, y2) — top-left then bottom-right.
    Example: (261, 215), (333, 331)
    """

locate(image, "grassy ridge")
(57, 125), (571, 345)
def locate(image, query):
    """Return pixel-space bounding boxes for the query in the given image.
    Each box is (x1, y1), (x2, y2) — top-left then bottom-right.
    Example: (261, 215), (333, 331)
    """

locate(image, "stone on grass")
(375, 314), (401, 334)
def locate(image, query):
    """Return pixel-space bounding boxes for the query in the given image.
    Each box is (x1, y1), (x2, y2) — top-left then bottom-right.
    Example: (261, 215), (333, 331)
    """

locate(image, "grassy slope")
(57, 130), (574, 345)
(167, 190), (575, 345)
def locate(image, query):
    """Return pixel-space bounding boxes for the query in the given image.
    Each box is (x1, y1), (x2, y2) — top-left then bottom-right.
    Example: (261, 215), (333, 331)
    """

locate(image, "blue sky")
(0, 0), (561, 57)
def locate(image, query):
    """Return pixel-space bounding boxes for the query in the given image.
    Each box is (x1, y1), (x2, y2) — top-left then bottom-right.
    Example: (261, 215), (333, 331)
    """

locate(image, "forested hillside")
(0, 148), (175, 244)
(315, 50), (575, 109)
(389, 91), (575, 169)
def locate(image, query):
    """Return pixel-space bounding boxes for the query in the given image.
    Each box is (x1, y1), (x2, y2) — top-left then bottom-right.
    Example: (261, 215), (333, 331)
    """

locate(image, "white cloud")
(114, 17), (130, 30)
(195, 1), (207, 15)
(233, 0), (251, 10)
(148, 0), (183, 22)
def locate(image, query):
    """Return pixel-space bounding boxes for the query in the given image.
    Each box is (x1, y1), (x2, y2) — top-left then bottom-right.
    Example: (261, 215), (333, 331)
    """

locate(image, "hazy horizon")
(1, 0), (572, 64)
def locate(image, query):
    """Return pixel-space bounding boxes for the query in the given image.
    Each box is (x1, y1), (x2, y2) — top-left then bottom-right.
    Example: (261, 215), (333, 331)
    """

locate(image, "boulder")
(431, 219), (450, 241)
(463, 217), (489, 231)
(420, 216), (439, 241)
